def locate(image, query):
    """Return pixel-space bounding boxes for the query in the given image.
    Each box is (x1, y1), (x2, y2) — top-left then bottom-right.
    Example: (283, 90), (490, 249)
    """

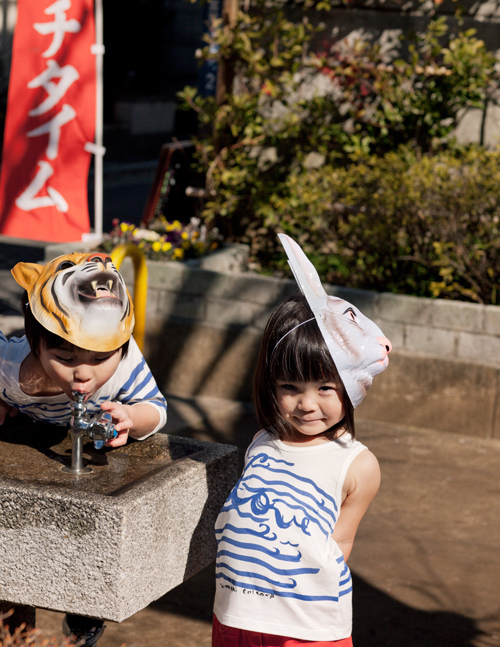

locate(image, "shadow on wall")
(145, 270), (271, 415)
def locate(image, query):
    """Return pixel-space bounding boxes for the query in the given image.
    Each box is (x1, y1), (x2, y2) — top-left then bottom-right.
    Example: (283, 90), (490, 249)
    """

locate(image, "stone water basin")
(0, 416), (238, 622)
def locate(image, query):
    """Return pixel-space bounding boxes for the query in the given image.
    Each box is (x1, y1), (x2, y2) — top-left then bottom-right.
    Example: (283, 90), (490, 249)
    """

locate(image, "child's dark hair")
(253, 294), (355, 441)
(21, 292), (129, 358)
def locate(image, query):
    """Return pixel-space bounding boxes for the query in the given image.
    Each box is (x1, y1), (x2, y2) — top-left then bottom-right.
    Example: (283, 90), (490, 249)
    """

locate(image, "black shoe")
(63, 614), (106, 647)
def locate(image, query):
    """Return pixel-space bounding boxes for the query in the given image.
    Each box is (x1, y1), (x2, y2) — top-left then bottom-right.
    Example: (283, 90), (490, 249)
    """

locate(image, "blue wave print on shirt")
(220, 453), (337, 537)
(215, 450), (350, 602)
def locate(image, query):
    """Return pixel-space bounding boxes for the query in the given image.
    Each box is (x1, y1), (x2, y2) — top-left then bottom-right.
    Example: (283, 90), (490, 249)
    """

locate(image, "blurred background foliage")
(178, 1), (500, 304)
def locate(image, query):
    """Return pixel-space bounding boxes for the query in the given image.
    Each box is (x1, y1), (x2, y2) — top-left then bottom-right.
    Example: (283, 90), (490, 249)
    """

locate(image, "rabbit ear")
(278, 234), (327, 309)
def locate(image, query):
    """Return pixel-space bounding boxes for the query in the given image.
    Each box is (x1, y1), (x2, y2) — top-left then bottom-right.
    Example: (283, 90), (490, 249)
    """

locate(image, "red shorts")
(212, 614), (353, 647)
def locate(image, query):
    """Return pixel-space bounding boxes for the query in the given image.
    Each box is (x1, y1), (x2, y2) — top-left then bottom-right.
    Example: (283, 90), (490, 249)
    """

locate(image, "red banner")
(0, 0), (96, 242)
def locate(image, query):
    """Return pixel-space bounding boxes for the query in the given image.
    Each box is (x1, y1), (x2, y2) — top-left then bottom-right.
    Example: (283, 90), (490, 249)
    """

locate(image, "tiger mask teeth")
(91, 279), (114, 296)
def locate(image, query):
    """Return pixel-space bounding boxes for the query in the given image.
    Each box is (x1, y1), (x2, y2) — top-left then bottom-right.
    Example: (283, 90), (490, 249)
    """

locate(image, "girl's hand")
(0, 398), (18, 425)
(100, 401), (133, 448)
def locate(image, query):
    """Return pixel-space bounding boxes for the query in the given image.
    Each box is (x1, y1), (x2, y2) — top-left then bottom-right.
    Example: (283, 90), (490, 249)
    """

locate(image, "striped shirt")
(0, 332), (167, 435)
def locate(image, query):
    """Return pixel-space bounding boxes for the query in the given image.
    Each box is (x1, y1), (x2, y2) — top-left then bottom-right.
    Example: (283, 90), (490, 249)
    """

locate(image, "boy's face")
(39, 341), (123, 401)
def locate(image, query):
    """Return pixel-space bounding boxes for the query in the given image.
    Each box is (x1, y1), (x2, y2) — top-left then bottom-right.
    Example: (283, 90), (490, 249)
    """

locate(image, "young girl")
(212, 234), (391, 647)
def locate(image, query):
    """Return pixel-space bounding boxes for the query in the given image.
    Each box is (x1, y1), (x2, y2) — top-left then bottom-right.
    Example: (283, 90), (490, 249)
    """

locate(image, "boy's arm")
(127, 403), (164, 439)
(103, 338), (168, 446)
(331, 449), (381, 562)
(100, 400), (163, 447)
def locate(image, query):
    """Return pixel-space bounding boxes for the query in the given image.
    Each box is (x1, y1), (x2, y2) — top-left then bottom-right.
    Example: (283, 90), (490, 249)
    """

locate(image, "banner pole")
(94, 0), (104, 238)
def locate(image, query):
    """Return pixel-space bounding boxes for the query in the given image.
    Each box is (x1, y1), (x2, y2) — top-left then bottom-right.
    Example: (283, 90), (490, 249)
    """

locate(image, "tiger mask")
(12, 252), (134, 352)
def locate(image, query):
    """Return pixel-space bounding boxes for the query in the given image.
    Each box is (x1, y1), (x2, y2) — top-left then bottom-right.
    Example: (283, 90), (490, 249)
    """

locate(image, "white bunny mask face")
(278, 234), (391, 408)
(320, 295), (391, 408)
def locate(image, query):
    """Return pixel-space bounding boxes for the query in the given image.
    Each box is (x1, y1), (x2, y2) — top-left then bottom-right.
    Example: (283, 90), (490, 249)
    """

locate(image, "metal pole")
(94, 0), (104, 238)
(84, 0), (105, 243)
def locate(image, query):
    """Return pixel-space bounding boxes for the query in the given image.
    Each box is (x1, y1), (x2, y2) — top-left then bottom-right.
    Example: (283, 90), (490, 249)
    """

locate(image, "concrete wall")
(2, 238), (498, 440)
(118, 255), (500, 441)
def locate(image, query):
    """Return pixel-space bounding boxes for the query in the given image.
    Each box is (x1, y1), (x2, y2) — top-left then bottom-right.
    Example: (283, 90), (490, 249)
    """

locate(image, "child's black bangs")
(271, 325), (338, 385)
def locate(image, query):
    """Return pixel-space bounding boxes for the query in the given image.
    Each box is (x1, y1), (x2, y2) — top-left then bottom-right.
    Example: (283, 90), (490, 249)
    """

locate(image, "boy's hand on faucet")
(100, 401), (133, 447)
(0, 398), (18, 425)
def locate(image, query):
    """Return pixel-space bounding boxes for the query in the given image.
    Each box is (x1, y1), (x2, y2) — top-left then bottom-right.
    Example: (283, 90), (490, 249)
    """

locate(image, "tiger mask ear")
(11, 262), (45, 292)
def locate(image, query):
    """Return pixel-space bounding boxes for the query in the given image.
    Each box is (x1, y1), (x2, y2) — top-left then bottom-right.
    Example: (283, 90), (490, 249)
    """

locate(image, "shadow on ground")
(135, 563), (482, 647)
(36, 559), (483, 647)
(351, 573), (481, 647)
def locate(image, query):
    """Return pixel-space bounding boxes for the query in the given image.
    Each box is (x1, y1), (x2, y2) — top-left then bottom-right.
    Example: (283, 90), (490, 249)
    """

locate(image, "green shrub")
(178, 2), (499, 303)
(259, 146), (500, 304)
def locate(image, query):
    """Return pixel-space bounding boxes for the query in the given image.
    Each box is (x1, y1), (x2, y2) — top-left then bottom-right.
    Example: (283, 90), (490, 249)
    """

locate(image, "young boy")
(0, 251), (168, 645)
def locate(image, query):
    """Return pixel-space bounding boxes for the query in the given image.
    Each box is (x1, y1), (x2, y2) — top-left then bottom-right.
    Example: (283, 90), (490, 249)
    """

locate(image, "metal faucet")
(62, 391), (117, 474)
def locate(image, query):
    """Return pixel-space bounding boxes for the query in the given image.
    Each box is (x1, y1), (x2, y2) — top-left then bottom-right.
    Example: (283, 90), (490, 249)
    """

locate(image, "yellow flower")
(162, 241), (172, 252)
(120, 222), (129, 233)
(181, 232), (189, 240)
(173, 248), (184, 260)
(152, 241), (161, 252)
(172, 220), (182, 230)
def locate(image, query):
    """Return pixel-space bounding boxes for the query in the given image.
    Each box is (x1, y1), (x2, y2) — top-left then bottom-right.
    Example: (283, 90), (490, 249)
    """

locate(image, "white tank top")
(213, 429), (367, 641)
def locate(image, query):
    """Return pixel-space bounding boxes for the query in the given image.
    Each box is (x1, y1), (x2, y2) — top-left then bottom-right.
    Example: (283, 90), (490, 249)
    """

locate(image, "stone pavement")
(26, 396), (500, 647)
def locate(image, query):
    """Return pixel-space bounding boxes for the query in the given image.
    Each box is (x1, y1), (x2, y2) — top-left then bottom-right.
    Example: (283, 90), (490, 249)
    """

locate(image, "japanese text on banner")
(0, 0), (96, 242)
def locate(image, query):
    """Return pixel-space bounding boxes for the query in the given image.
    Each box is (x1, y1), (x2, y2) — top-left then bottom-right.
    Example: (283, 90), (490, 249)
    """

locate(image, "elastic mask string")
(271, 317), (315, 358)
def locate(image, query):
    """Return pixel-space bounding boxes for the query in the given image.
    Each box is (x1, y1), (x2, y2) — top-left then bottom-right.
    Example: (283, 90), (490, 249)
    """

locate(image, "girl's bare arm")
(331, 450), (381, 561)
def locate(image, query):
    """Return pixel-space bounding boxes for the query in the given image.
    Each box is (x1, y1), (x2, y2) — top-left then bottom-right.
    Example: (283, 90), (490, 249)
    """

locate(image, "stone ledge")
(138, 262), (500, 369)
(357, 351), (500, 439)
(2, 236), (500, 437)
(0, 424), (238, 622)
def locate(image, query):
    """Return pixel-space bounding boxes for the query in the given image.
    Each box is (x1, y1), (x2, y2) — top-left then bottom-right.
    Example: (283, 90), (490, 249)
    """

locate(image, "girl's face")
(38, 341), (123, 401)
(275, 380), (345, 444)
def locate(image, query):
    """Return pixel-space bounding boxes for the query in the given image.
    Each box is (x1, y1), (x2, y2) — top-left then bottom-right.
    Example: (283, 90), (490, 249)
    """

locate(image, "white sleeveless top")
(213, 429), (367, 641)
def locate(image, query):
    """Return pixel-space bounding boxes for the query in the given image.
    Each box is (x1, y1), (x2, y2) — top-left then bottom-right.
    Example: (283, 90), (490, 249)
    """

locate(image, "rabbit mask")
(278, 234), (391, 408)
